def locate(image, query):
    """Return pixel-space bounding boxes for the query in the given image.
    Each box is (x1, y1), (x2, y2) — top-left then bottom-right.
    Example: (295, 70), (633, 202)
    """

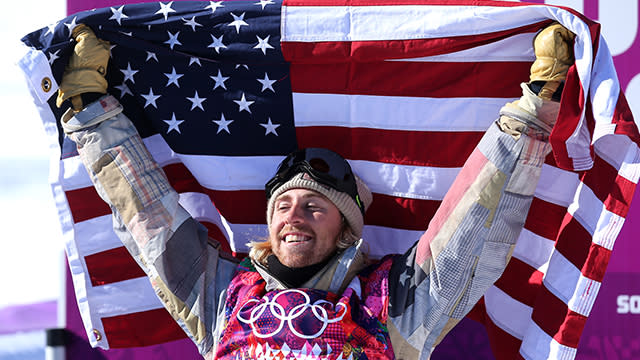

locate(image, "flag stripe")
(101, 308), (187, 348)
(493, 257), (543, 308)
(289, 61), (530, 98)
(85, 246), (147, 286)
(296, 127), (484, 167)
(531, 287), (588, 348)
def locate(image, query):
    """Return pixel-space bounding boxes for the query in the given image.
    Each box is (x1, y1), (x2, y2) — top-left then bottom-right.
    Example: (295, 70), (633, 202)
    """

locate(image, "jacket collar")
(253, 239), (367, 294)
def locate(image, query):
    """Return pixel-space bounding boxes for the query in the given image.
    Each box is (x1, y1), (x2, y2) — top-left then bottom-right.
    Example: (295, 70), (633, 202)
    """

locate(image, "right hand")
(56, 24), (111, 110)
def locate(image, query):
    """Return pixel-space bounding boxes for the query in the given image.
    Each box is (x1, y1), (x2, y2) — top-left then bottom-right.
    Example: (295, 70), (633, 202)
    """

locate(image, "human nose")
(284, 203), (304, 225)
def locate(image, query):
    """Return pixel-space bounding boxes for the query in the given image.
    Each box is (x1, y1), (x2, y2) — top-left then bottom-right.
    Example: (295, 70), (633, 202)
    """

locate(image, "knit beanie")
(266, 172), (373, 239)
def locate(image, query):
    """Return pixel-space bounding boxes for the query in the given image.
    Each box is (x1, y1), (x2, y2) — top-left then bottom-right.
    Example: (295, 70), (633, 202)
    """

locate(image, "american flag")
(19, 1), (639, 359)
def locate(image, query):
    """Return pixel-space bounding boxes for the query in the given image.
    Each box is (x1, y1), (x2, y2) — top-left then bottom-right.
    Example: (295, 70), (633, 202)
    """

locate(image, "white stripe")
(362, 225), (423, 258)
(592, 209), (624, 251)
(512, 228), (555, 270)
(282, 5), (554, 42)
(292, 93), (511, 132)
(352, 160), (459, 200)
(567, 181), (604, 236)
(589, 35), (621, 144)
(390, 33), (535, 62)
(535, 164), (580, 207)
(568, 275), (600, 316)
(543, 250), (580, 304)
(75, 215), (123, 256)
(520, 322), (577, 360)
(87, 277), (163, 317)
(618, 143), (640, 183)
(484, 285), (531, 339)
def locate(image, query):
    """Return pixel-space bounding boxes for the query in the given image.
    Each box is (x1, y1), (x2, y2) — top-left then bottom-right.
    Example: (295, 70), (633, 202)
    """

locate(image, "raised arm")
(386, 23), (575, 358)
(58, 24), (236, 357)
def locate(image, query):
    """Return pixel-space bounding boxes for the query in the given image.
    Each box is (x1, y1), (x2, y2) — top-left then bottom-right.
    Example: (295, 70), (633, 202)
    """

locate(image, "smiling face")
(268, 188), (343, 268)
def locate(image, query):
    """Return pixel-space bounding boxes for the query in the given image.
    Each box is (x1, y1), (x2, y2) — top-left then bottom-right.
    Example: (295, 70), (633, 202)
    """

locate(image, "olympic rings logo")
(236, 289), (347, 339)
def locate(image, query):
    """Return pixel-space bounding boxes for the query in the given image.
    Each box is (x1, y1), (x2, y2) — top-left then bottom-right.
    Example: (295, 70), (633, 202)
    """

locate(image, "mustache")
(277, 225), (315, 238)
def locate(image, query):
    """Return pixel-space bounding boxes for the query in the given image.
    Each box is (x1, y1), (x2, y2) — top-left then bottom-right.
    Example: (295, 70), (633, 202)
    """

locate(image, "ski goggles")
(265, 148), (365, 215)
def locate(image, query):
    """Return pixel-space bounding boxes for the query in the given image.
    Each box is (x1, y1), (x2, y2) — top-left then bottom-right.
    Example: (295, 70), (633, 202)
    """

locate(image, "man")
(56, 22), (574, 359)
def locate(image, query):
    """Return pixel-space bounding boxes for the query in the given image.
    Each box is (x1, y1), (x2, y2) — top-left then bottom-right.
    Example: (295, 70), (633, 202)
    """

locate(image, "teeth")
(284, 234), (310, 243)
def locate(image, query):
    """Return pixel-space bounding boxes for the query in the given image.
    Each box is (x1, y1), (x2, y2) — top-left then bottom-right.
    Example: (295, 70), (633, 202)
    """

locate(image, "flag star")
(210, 70), (229, 90)
(109, 44), (116, 57)
(234, 93), (254, 113)
(164, 113), (184, 134)
(141, 88), (161, 108)
(115, 83), (133, 98)
(228, 12), (248, 33)
(48, 50), (61, 65)
(235, 64), (249, 70)
(45, 22), (58, 35)
(165, 31), (181, 49)
(64, 17), (78, 35)
(109, 5), (129, 25)
(187, 91), (207, 111)
(254, 35), (274, 55)
(189, 57), (201, 66)
(208, 34), (227, 53)
(260, 118), (280, 136)
(120, 62), (139, 83)
(119, 31), (133, 37)
(212, 114), (234, 134)
(155, 1), (176, 21)
(254, 0), (275, 10)
(182, 16), (202, 31)
(164, 67), (184, 87)
(146, 51), (158, 62)
(205, 1), (224, 13)
(257, 73), (276, 92)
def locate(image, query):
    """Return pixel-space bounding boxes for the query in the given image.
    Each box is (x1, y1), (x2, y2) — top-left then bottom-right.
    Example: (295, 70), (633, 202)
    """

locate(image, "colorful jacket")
(64, 95), (550, 359)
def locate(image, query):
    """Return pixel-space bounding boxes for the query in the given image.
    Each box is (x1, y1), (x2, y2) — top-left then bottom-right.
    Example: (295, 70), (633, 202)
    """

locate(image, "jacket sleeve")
(63, 95), (237, 357)
(386, 115), (551, 359)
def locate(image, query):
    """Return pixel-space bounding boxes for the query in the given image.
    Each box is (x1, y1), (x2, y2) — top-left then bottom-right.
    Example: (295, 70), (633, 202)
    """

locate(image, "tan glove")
(529, 22), (576, 100)
(56, 24), (111, 111)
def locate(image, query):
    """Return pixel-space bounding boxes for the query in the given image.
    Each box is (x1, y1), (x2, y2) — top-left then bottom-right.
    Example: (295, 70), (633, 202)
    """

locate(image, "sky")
(0, 0), (66, 308)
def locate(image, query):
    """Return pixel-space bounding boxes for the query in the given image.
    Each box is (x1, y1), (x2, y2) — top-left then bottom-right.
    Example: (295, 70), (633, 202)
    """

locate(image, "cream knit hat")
(266, 172), (373, 239)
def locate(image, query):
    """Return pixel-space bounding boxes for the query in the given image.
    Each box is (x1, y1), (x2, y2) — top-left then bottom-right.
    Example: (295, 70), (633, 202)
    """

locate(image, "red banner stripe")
(85, 246), (146, 287)
(101, 308), (187, 347)
(531, 286), (588, 348)
(297, 127), (484, 167)
(581, 243), (611, 281)
(555, 216), (592, 275)
(524, 197), (567, 241)
(290, 61), (529, 98)
(494, 257), (543, 308)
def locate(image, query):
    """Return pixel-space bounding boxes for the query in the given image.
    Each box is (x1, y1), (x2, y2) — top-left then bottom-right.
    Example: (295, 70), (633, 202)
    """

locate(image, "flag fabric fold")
(18, 1), (639, 359)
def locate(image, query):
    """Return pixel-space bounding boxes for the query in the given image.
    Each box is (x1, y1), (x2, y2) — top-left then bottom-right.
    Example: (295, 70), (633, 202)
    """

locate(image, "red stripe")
(613, 92), (640, 146)
(66, 186), (110, 223)
(101, 308), (187, 347)
(554, 216), (591, 274)
(531, 286), (587, 348)
(581, 155), (636, 218)
(524, 197), (567, 241)
(297, 127), (483, 167)
(494, 258), (542, 308)
(290, 61), (529, 98)
(85, 247), (146, 287)
(582, 243), (611, 281)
